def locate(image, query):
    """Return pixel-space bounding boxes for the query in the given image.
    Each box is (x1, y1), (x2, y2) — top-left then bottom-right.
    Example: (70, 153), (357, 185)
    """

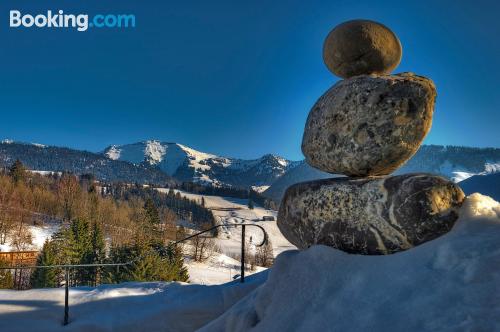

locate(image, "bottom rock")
(277, 173), (465, 254)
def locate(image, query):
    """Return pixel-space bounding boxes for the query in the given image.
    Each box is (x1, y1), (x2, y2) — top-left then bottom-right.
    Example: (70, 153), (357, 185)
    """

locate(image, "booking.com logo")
(9, 10), (135, 32)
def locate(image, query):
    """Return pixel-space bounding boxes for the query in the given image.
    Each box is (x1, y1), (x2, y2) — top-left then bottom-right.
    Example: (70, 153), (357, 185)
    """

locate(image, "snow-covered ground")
(157, 188), (295, 257)
(0, 222), (60, 252)
(1, 193), (499, 331)
(184, 252), (266, 285)
(0, 274), (268, 332)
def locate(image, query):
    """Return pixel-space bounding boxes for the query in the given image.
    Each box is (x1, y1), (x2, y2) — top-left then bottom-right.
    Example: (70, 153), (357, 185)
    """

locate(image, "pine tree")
(9, 159), (26, 183)
(143, 198), (161, 243)
(88, 222), (106, 285)
(0, 260), (14, 289)
(30, 240), (58, 288)
(70, 219), (94, 286)
(144, 198), (160, 225)
(248, 199), (254, 210)
(106, 242), (189, 283)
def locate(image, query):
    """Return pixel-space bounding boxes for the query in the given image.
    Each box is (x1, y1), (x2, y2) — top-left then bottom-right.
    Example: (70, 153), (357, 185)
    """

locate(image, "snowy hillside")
(1, 193), (498, 331)
(156, 188), (295, 257)
(104, 140), (299, 188)
(460, 172), (500, 202)
(264, 144), (500, 201)
(396, 145), (500, 182)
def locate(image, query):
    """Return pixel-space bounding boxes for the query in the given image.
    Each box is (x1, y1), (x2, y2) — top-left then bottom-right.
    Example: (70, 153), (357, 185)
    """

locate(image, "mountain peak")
(103, 141), (295, 188)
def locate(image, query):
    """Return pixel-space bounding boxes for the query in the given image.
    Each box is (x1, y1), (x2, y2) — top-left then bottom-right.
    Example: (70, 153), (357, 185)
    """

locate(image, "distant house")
(262, 216), (275, 221)
(0, 250), (38, 266)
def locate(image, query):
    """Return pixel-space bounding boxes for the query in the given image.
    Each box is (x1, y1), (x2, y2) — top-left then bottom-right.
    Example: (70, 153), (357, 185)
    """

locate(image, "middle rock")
(302, 73), (436, 176)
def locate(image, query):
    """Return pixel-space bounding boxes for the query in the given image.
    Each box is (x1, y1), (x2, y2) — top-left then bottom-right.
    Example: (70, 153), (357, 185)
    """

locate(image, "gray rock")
(302, 73), (436, 176)
(323, 20), (402, 78)
(277, 173), (465, 255)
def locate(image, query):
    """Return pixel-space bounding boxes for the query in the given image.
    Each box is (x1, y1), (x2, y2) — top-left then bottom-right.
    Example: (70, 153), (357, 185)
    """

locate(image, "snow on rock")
(0, 274), (268, 332)
(201, 193), (500, 331)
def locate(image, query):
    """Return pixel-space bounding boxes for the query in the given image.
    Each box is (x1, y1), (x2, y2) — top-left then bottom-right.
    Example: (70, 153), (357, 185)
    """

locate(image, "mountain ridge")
(103, 140), (300, 188)
(0, 140), (176, 185)
(263, 144), (500, 201)
(2, 139), (499, 197)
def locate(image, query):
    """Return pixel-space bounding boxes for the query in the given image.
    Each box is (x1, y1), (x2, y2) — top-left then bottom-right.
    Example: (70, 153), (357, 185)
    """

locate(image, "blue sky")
(0, 0), (498, 160)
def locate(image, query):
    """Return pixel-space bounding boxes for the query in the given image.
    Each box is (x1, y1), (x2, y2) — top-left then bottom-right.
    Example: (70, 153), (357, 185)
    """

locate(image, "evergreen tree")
(144, 198), (160, 225)
(106, 242), (188, 283)
(0, 260), (14, 289)
(70, 219), (95, 285)
(88, 222), (106, 285)
(9, 159), (26, 183)
(30, 240), (57, 288)
(248, 199), (254, 210)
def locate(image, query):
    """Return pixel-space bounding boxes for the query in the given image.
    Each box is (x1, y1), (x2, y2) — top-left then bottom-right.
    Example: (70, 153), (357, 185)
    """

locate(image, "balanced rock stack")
(278, 20), (465, 255)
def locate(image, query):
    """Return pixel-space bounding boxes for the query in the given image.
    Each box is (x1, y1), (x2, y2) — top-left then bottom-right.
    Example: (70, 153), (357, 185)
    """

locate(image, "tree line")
(179, 181), (278, 210)
(0, 160), (221, 288)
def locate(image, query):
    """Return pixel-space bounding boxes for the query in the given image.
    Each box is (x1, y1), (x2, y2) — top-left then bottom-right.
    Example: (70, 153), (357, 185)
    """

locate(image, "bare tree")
(189, 224), (216, 262)
(254, 238), (274, 268)
(10, 224), (33, 251)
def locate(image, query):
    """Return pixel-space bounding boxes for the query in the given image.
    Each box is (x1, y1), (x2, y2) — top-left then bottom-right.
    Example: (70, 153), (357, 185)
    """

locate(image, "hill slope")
(460, 172), (500, 201)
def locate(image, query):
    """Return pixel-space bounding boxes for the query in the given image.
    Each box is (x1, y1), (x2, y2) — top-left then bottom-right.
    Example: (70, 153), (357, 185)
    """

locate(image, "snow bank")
(201, 193), (500, 331)
(0, 273), (268, 332)
(1, 194), (499, 332)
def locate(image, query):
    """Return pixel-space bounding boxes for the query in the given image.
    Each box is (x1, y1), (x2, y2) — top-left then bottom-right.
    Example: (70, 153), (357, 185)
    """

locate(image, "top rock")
(323, 20), (402, 78)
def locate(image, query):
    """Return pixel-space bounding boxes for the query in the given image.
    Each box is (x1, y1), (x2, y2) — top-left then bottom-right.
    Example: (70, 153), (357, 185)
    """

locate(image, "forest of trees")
(105, 183), (217, 231)
(0, 160), (220, 288)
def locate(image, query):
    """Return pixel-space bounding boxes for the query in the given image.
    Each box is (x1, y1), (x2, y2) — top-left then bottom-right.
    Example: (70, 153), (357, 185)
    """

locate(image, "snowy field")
(0, 193), (499, 331)
(0, 274), (267, 332)
(156, 189), (295, 256)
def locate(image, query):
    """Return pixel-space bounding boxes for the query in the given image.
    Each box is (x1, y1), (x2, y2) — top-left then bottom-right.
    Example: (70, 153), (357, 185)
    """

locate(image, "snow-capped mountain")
(103, 140), (300, 188)
(392, 145), (500, 182)
(263, 145), (500, 201)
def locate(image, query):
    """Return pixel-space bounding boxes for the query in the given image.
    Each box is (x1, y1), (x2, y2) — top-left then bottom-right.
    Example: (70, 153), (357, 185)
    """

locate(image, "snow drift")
(202, 193), (500, 331)
(0, 274), (267, 332)
(1, 194), (499, 331)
